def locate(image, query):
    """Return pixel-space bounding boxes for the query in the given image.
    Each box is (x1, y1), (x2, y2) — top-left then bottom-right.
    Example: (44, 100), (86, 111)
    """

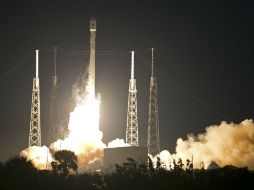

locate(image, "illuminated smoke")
(149, 150), (173, 170)
(174, 119), (254, 169)
(20, 146), (52, 170)
(152, 119), (254, 170)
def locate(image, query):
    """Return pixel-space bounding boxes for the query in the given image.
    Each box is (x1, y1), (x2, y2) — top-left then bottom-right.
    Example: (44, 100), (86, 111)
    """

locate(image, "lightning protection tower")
(126, 51), (139, 146)
(29, 50), (41, 147)
(49, 47), (58, 143)
(147, 48), (160, 156)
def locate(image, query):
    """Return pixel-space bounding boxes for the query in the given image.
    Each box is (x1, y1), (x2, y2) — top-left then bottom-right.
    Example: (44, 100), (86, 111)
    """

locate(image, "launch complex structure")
(28, 17), (161, 160)
(126, 51), (139, 146)
(29, 50), (41, 147)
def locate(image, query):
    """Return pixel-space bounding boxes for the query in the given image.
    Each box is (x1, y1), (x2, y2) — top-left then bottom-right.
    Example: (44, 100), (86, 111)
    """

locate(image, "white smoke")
(174, 119), (254, 169)
(152, 119), (254, 170)
(149, 150), (173, 170)
(20, 146), (52, 170)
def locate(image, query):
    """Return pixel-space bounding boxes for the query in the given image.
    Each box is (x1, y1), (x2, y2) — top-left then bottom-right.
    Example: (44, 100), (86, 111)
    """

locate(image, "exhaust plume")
(21, 79), (127, 172)
(175, 119), (254, 169)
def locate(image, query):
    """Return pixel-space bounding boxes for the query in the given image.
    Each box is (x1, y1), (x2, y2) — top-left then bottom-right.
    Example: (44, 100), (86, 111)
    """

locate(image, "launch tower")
(49, 47), (58, 143)
(29, 50), (41, 147)
(126, 51), (139, 146)
(147, 48), (160, 156)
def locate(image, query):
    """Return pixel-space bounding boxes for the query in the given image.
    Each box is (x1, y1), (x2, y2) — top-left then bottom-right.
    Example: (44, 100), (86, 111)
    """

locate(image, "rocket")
(87, 17), (96, 98)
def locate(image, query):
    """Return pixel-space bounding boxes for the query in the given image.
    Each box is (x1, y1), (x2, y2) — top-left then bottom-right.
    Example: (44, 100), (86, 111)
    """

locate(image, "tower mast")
(126, 51), (139, 146)
(49, 47), (58, 143)
(87, 17), (96, 98)
(147, 48), (160, 156)
(29, 50), (41, 147)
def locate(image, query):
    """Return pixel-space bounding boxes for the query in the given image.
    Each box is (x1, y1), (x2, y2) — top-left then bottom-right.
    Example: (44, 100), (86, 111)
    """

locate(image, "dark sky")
(0, 0), (254, 162)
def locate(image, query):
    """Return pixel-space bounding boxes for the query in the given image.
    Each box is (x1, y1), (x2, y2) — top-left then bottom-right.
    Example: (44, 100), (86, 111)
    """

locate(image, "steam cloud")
(172, 119), (254, 169)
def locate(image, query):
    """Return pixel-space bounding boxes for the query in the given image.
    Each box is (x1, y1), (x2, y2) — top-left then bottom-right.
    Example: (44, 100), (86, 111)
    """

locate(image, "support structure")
(147, 48), (160, 156)
(49, 47), (58, 143)
(29, 50), (41, 147)
(126, 51), (139, 146)
(87, 17), (96, 98)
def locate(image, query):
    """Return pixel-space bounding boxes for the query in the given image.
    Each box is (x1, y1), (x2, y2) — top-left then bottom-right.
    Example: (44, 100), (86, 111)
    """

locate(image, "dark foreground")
(0, 157), (253, 190)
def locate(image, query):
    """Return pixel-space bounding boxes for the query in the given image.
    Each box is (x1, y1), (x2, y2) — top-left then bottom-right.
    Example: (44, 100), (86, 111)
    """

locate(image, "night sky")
(0, 0), (254, 162)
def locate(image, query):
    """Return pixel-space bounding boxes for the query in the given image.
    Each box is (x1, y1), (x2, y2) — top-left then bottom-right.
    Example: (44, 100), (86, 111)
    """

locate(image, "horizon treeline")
(0, 151), (254, 190)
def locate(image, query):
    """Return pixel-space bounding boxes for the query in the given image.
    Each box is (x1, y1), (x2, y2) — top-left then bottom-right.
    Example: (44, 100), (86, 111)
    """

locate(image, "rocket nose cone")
(90, 16), (96, 31)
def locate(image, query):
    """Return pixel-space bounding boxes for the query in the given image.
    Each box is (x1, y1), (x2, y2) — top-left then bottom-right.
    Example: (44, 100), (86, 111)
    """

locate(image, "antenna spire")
(131, 51), (134, 79)
(36, 50), (39, 79)
(151, 48), (154, 77)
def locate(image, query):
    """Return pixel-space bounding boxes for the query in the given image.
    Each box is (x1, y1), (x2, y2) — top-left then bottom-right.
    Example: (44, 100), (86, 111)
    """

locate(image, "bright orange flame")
(49, 91), (107, 171)
(51, 96), (105, 155)
(21, 79), (129, 172)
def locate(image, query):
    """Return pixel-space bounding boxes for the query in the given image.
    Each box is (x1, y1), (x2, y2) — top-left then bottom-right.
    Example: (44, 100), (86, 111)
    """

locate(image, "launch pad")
(103, 146), (148, 170)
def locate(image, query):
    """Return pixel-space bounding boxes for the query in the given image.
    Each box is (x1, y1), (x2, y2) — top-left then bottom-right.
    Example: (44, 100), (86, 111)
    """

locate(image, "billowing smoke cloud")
(174, 119), (254, 169)
(20, 146), (52, 170)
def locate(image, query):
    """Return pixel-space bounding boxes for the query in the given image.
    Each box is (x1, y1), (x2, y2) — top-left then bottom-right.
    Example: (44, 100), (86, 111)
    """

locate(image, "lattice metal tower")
(29, 50), (41, 147)
(147, 48), (160, 156)
(49, 47), (58, 143)
(126, 51), (139, 146)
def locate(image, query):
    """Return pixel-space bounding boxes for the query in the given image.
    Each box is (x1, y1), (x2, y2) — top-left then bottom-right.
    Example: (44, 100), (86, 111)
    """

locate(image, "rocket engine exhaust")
(21, 17), (128, 172)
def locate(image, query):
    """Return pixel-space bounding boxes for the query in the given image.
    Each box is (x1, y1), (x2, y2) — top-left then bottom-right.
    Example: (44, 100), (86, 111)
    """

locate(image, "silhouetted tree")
(186, 159), (193, 173)
(200, 161), (205, 170)
(51, 150), (78, 177)
(173, 158), (184, 174)
(2, 156), (38, 190)
(148, 156), (155, 174)
(5, 156), (37, 174)
(156, 157), (161, 169)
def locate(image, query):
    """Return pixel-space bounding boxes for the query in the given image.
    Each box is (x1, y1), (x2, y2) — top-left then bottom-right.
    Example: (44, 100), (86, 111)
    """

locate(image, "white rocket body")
(87, 17), (96, 98)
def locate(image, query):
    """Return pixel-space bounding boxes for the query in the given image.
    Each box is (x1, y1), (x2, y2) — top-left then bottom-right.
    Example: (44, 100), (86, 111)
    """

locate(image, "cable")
(0, 53), (32, 83)
(58, 47), (150, 56)
(0, 47), (228, 120)
(136, 52), (229, 120)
